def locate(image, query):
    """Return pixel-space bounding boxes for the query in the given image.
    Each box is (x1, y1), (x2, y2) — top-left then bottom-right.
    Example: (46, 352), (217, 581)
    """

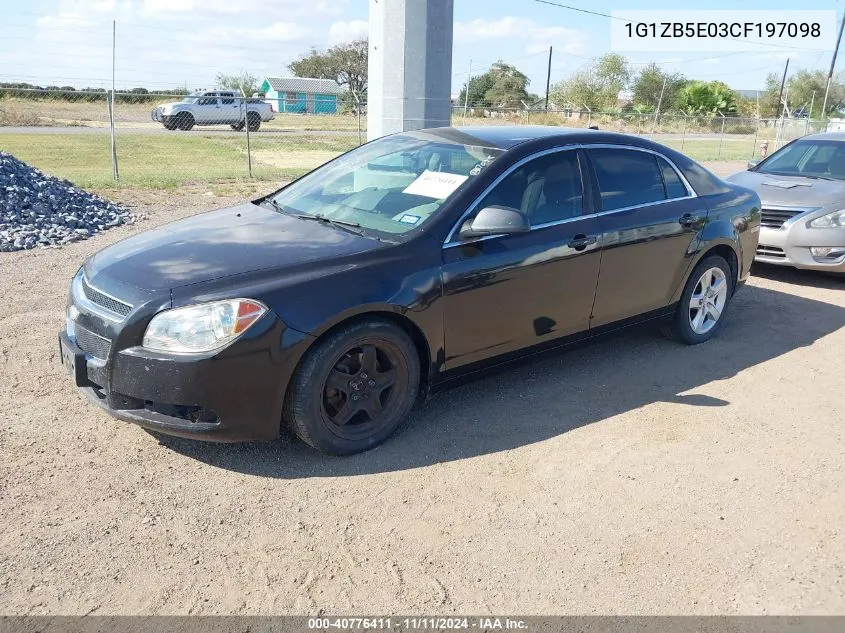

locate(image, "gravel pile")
(0, 152), (133, 252)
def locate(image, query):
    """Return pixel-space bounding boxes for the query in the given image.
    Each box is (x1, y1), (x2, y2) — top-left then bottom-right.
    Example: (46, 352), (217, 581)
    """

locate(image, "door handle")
(567, 234), (598, 251)
(679, 213), (701, 227)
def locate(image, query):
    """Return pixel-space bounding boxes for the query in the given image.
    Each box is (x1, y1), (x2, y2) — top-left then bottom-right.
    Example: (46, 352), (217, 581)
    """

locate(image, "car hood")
(158, 101), (185, 110)
(84, 202), (378, 293)
(726, 170), (845, 208)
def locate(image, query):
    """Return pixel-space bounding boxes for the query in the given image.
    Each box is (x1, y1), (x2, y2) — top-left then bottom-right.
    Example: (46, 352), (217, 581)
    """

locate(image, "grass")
(0, 128), (756, 191)
(659, 138), (757, 162)
(0, 132), (357, 189)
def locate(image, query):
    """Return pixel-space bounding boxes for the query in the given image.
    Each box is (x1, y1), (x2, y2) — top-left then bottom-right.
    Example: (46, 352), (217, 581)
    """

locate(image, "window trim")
(443, 143), (696, 248)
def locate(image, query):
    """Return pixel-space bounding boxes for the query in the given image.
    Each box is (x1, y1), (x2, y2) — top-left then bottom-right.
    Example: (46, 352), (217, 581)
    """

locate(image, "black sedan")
(59, 126), (761, 455)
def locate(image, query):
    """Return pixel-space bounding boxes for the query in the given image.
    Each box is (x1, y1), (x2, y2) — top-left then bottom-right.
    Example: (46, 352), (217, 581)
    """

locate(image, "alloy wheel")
(688, 267), (728, 335)
(321, 342), (404, 438)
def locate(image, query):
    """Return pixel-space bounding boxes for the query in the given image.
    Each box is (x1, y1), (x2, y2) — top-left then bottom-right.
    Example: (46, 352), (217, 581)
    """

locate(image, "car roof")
(800, 131), (845, 141)
(406, 125), (659, 150)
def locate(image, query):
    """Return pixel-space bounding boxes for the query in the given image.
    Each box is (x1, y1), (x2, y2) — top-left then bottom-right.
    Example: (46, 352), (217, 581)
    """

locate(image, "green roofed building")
(259, 77), (347, 114)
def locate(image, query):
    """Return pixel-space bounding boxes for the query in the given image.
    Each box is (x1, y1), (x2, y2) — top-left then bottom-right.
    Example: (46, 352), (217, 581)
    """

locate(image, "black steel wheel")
(246, 112), (261, 132)
(284, 319), (420, 455)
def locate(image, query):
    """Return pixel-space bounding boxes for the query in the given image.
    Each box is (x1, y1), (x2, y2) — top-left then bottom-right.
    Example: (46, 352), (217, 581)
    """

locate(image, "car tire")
(247, 112), (261, 132)
(663, 254), (734, 345)
(163, 119), (178, 131)
(231, 121), (245, 131)
(175, 112), (194, 131)
(284, 319), (421, 455)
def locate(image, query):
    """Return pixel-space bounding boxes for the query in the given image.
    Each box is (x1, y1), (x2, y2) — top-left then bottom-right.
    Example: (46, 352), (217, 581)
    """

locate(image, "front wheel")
(175, 112), (194, 131)
(284, 319), (420, 455)
(663, 255), (734, 345)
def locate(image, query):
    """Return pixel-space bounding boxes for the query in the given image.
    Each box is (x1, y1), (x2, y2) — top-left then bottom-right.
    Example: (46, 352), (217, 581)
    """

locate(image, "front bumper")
(755, 224), (845, 273)
(59, 317), (313, 442)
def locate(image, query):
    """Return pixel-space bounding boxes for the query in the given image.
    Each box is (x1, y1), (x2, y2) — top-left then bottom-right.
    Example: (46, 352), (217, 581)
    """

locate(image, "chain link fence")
(0, 88), (833, 189)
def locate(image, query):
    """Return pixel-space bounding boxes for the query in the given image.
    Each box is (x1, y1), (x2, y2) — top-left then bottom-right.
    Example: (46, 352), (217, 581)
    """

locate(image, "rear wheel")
(246, 112), (261, 132)
(663, 255), (734, 345)
(284, 319), (420, 455)
(175, 112), (194, 131)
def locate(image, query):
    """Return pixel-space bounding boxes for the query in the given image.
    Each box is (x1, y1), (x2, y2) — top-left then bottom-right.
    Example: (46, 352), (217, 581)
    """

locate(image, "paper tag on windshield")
(403, 170), (468, 199)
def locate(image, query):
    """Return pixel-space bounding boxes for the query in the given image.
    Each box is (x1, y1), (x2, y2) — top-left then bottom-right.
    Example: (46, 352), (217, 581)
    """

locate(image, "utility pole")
(821, 11), (845, 119)
(463, 59), (472, 118)
(544, 46), (553, 111)
(776, 58), (789, 119)
(652, 75), (667, 133)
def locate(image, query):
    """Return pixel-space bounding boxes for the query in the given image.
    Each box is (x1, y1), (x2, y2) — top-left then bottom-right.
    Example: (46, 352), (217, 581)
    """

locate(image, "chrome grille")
(75, 325), (112, 360)
(760, 208), (802, 229)
(81, 276), (132, 317)
(756, 245), (786, 259)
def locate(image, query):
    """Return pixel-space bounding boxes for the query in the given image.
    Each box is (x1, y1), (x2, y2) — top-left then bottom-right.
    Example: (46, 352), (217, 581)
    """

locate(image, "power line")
(530, 0), (625, 21)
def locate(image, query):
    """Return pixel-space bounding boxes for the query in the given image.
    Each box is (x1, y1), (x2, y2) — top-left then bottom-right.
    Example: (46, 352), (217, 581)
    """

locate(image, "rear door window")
(589, 148), (667, 211)
(657, 156), (689, 199)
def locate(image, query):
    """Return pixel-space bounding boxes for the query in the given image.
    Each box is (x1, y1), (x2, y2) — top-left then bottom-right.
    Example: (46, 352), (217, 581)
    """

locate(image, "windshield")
(755, 139), (845, 180)
(268, 134), (502, 236)
(180, 95), (199, 103)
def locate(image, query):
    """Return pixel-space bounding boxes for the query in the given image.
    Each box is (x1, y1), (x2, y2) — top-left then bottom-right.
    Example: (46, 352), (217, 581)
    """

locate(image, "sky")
(0, 0), (842, 96)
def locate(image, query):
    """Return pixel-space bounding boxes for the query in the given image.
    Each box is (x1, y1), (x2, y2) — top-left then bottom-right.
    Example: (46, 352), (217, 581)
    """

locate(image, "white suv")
(151, 90), (274, 131)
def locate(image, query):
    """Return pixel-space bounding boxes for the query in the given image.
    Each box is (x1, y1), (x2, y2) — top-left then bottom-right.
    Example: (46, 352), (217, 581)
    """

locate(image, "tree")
(631, 63), (686, 113)
(484, 62), (531, 108)
(458, 62), (530, 109)
(675, 81), (738, 116)
(781, 69), (845, 117)
(215, 71), (259, 96)
(289, 38), (368, 101)
(458, 72), (496, 108)
(550, 53), (631, 111)
(759, 72), (782, 118)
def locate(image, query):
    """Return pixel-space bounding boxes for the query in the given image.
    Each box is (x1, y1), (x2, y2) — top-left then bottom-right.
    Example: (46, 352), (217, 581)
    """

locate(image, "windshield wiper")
(293, 213), (368, 237)
(262, 197), (287, 214)
(761, 171), (834, 181)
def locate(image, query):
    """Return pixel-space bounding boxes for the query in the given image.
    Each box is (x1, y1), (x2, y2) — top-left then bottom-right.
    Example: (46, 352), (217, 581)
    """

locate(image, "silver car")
(727, 132), (845, 273)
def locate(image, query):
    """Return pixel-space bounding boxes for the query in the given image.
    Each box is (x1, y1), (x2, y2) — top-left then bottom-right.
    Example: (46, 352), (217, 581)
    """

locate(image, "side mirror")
(747, 159), (760, 170)
(459, 206), (530, 240)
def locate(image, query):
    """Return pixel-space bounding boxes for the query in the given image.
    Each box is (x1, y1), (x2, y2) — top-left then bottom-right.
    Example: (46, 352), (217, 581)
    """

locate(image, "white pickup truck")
(151, 90), (274, 131)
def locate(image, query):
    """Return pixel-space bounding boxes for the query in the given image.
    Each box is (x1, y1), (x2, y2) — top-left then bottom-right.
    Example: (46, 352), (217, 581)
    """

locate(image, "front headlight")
(808, 209), (845, 228)
(142, 299), (267, 353)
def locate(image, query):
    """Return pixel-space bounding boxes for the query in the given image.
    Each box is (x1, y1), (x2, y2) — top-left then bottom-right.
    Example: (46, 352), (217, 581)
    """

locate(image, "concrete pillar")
(367, 0), (454, 141)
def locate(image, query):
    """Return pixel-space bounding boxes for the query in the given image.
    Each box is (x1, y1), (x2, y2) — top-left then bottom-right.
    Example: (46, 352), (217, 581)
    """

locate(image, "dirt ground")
(0, 162), (843, 615)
